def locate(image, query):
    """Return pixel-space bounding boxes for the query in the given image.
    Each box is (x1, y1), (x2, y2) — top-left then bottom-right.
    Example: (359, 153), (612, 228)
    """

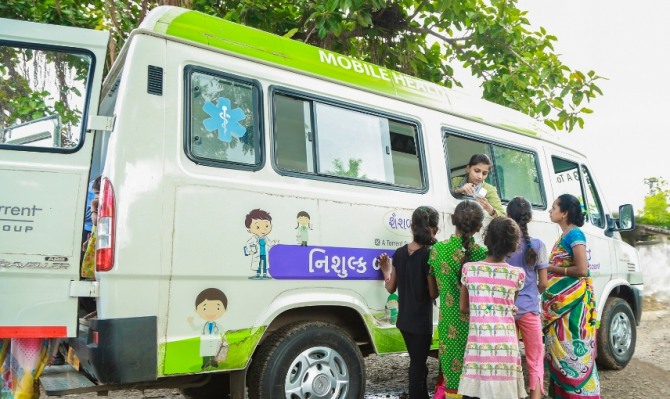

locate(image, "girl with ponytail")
(428, 200), (487, 398)
(507, 197), (548, 399)
(379, 206), (439, 399)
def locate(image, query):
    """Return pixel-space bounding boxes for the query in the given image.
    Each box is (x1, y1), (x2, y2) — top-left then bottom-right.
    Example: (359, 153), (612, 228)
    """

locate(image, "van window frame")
(269, 85), (428, 194)
(0, 40), (97, 154)
(443, 129), (547, 209)
(551, 155), (607, 228)
(581, 164), (606, 229)
(183, 65), (264, 171)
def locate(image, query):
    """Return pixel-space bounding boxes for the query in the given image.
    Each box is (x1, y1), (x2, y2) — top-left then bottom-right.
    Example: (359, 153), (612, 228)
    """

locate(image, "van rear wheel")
(248, 321), (365, 399)
(597, 297), (636, 370)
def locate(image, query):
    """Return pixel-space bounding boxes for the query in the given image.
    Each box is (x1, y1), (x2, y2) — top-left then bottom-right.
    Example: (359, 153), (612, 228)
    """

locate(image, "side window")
(444, 133), (544, 207)
(491, 145), (543, 206)
(552, 157), (603, 228)
(274, 92), (424, 190)
(582, 165), (605, 228)
(444, 135), (495, 186)
(186, 68), (261, 167)
(0, 44), (93, 151)
(275, 95), (314, 173)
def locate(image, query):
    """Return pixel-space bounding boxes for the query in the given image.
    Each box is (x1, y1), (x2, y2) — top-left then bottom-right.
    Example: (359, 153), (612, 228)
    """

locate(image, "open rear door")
(0, 19), (108, 338)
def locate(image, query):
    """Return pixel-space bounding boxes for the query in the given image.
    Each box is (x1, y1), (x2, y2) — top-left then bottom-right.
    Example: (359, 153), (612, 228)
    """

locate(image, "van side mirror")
(617, 204), (635, 231)
(606, 204), (635, 236)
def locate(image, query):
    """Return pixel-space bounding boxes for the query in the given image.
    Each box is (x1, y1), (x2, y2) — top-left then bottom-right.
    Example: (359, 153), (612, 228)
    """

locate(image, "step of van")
(40, 364), (99, 395)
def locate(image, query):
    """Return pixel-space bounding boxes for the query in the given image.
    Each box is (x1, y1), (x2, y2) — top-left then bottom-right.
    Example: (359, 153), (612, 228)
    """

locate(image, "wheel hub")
(610, 311), (632, 356)
(285, 346), (349, 399)
(312, 374), (331, 396)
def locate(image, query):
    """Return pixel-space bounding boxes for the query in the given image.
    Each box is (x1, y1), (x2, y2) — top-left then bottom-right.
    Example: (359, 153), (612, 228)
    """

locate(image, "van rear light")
(96, 178), (115, 272)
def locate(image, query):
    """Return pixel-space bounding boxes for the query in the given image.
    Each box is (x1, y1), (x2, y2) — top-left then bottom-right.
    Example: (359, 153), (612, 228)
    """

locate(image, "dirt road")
(365, 302), (670, 398)
(47, 299), (670, 398)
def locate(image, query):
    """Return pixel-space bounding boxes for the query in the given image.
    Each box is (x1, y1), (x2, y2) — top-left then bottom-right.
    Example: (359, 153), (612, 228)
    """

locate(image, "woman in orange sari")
(542, 194), (600, 399)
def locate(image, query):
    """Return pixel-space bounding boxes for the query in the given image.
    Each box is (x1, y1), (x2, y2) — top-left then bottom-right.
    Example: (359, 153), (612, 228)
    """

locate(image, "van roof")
(139, 6), (570, 145)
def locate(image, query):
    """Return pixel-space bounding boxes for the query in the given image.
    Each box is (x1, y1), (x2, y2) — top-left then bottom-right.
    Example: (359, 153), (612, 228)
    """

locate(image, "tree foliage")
(638, 177), (670, 229)
(1, 0), (603, 132)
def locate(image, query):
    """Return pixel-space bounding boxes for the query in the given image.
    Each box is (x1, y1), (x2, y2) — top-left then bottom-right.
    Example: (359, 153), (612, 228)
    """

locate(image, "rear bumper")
(68, 316), (157, 384)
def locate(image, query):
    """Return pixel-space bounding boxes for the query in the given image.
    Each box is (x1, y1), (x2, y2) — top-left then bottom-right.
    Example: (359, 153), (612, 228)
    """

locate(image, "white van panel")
(0, 19), (108, 337)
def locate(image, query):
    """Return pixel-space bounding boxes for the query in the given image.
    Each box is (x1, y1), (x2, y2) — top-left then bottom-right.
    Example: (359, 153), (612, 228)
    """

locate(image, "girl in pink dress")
(458, 217), (527, 399)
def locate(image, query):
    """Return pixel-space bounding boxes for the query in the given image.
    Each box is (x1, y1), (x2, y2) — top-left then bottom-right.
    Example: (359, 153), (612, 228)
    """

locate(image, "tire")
(180, 373), (230, 399)
(597, 297), (636, 370)
(248, 321), (365, 399)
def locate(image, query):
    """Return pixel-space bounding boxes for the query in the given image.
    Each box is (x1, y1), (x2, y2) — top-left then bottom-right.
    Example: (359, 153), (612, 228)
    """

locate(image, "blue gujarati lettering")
(309, 248), (371, 279)
(388, 212), (411, 230)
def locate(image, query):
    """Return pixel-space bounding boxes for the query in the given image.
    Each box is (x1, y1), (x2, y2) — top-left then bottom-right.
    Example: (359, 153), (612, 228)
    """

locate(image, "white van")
(0, 6), (642, 398)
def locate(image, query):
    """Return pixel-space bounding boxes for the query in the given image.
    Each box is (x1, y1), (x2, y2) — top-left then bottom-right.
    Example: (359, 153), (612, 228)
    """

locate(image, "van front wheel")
(597, 297), (636, 370)
(248, 321), (365, 399)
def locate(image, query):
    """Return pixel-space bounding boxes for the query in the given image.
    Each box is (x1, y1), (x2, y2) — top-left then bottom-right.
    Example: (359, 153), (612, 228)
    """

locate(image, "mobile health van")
(0, 6), (642, 398)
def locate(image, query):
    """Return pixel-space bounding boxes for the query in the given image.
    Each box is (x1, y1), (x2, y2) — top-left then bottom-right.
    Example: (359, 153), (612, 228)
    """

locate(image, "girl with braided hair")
(428, 200), (487, 398)
(379, 206), (439, 399)
(458, 217), (527, 399)
(507, 197), (548, 399)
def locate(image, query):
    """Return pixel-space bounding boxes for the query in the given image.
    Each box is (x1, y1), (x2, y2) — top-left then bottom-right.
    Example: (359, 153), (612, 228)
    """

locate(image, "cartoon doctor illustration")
(244, 208), (277, 279)
(187, 288), (228, 370)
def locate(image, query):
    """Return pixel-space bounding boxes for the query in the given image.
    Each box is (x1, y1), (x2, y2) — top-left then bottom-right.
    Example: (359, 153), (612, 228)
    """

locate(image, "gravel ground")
(45, 297), (670, 399)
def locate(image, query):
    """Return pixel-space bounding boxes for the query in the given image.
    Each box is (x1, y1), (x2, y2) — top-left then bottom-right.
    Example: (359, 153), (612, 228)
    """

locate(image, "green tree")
(328, 158), (367, 179)
(638, 177), (670, 228)
(1, 0), (603, 132)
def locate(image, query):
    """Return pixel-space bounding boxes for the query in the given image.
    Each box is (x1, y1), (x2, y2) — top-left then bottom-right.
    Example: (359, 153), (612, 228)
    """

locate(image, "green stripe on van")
(157, 9), (542, 137)
(162, 11), (450, 103)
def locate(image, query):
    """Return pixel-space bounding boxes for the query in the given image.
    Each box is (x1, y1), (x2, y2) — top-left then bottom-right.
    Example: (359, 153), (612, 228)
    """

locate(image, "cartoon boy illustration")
(187, 288), (228, 370)
(244, 208), (277, 279)
(295, 211), (312, 246)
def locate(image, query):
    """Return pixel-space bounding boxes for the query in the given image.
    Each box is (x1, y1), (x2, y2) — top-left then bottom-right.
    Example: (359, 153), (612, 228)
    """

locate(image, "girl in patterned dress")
(458, 217), (527, 399)
(428, 200), (487, 398)
(507, 197), (548, 399)
(542, 194), (600, 399)
(379, 206), (439, 399)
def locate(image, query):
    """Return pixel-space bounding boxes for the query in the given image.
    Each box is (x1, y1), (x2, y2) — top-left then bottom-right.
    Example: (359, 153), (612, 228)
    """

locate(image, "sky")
(456, 0), (670, 212)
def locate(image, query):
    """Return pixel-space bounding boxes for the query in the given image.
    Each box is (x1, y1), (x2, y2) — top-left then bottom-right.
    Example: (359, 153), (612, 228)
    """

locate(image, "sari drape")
(542, 229), (600, 399)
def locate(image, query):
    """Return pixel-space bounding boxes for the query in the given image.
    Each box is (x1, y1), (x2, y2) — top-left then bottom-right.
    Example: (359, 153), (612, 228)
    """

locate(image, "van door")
(548, 153), (614, 295)
(0, 19), (108, 337)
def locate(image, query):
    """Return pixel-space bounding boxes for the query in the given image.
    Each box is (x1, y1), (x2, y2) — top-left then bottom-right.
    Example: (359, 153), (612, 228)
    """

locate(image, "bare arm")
(571, 244), (589, 277)
(427, 275), (438, 299)
(379, 253), (397, 294)
(459, 284), (470, 314)
(537, 268), (548, 293)
(91, 198), (99, 226)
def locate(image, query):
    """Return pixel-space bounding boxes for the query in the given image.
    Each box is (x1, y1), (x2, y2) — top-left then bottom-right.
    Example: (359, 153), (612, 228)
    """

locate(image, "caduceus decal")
(202, 97), (247, 143)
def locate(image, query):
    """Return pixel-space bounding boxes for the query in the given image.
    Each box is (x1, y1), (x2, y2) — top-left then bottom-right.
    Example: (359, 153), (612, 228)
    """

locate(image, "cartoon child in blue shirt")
(244, 209), (277, 280)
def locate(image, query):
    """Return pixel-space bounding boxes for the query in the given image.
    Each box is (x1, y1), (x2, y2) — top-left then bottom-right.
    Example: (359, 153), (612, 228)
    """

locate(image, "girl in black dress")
(379, 206), (439, 399)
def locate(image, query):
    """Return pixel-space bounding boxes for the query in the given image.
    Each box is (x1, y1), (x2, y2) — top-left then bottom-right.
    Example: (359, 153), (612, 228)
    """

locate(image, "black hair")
(195, 288), (228, 309)
(507, 196), (537, 266)
(468, 153), (493, 167)
(411, 206), (439, 247)
(92, 176), (102, 191)
(484, 217), (520, 261)
(245, 208), (272, 228)
(453, 200), (485, 281)
(556, 194), (585, 227)
(295, 211), (312, 229)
